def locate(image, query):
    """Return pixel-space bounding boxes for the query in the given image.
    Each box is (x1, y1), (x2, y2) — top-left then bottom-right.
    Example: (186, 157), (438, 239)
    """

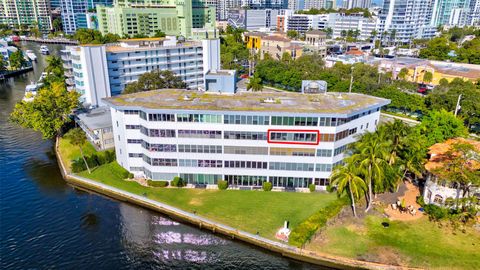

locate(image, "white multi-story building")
(61, 37), (221, 107)
(304, 0), (336, 9)
(377, 0), (437, 43)
(104, 89), (390, 191)
(342, 0), (372, 8)
(0, 0), (52, 33)
(328, 13), (377, 40)
(468, 0), (480, 25)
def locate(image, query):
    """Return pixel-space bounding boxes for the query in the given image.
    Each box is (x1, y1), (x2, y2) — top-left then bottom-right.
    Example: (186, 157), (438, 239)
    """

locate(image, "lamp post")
(349, 66), (354, 93)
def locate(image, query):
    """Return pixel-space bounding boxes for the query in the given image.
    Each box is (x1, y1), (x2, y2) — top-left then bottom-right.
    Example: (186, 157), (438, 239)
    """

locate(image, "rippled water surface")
(0, 42), (323, 269)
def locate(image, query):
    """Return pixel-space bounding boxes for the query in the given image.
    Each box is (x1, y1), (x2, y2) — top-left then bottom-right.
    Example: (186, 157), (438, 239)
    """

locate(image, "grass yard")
(307, 215), (480, 270)
(58, 137), (97, 172)
(77, 162), (338, 239)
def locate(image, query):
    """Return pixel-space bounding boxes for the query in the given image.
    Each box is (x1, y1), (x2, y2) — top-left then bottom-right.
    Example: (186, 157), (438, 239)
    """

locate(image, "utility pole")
(349, 66), (354, 93)
(454, 94), (462, 116)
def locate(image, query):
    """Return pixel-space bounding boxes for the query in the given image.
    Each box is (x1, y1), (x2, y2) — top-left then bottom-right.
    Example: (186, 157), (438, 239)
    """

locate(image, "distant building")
(75, 107), (114, 150)
(327, 13), (377, 40)
(305, 0), (336, 9)
(288, 0), (305, 10)
(104, 89), (390, 190)
(0, 40), (18, 66)
(342, 0), (372, 9)
(227, 8), (286, 30)
(260, 34), (303, 60)
(468, 0), (480, 25)
(96, 0), (216, 39)
(0, 0), (52, 33)
(377, 0), (437, 43)
(430, 0), (471, 27)
(61, 37), (221, 107)
(303, 30), (327, 57)
(204, 70), (237, 93)
(61, 0), (113, 34)
(423, 138), (480, 206)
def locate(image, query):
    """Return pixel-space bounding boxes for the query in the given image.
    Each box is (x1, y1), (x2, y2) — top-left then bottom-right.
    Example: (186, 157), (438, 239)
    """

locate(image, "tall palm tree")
(353, 131), (390, 211)
(65, 128), (91, 174)
(247, 76), (263, 92)
(45, 55), (65, 79)
(330, 162), (366, 217)
(383, 120), (409, 165)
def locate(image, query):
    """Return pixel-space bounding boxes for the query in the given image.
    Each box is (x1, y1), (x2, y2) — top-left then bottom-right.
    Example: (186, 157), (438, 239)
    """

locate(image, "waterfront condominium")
(61, 37), (221, 107)
(96, 0), (216, 39)
(377, 0), (437, 43)
(0, 0), (52, 33)
(104, 89), (390, 191)
(430, 0), (471, 26)
(61, 0), (113, 34)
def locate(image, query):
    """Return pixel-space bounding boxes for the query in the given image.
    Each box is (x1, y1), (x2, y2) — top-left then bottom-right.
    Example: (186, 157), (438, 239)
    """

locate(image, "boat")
(23, 82), (44, 102)
(25, 50), (37, 61)
(38, 72), (48, 82)
(40, 45), (49, 55)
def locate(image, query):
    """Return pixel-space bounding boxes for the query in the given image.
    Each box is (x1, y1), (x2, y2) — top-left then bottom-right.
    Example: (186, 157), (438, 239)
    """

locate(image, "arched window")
(433, 194), (443, 204)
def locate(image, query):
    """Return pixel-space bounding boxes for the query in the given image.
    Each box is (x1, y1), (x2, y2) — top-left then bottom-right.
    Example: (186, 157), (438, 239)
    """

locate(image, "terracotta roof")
(262, 35), (291, 42)
(346, 48), (364, 56)
(244, 32), (268, 37)
(425, 138), (480, 174)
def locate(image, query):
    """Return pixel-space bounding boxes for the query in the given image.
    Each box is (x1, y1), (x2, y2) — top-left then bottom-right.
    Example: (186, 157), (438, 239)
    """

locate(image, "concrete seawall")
(54, 138), (417, 270)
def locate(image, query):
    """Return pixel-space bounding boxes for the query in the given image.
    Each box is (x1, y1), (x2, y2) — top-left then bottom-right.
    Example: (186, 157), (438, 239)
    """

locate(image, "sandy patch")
(384, 182), (423, 221)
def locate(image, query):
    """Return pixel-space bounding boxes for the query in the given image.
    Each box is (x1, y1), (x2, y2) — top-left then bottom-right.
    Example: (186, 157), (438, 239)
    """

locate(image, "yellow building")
(377, 58), (480, 85)
(244, 32), (266, 50)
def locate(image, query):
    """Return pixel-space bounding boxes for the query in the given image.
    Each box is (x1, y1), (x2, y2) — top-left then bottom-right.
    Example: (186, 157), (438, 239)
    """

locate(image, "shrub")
(217, 180), (228, 190)
(120, 169), (130, 179)
(71, 158), (87, 173)
(171, 176), (184, 187)
(309, 184), (316, 192)
(262, 182), (272, 191)
(127, 173), (134, 179)
(289, 197), (348, 247)
(104, 150), (116, 163)
(147, 180), (169, 187)
(423, 204), (449, 222)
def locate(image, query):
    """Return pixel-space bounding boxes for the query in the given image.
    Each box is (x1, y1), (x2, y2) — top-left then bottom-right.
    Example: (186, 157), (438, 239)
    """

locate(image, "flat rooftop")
(104, 89), (390, 115)
(76, 107), (112, 129)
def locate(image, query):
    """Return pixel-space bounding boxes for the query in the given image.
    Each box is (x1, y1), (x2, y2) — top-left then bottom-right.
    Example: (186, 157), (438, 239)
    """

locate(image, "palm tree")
(45, 55), (65, 79)
(383, 120), (409, 165)
(247, 76), (263, 92)
(353, 131), (390, 211)
(65, 128), (91, 174)
(330, 162), (366, 217)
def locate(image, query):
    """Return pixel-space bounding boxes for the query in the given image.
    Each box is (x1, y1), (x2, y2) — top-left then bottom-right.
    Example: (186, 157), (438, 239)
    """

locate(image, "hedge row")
(148, 180), (169, 187)
(288, 197), (348, 247)
(71, 150), (116, 173)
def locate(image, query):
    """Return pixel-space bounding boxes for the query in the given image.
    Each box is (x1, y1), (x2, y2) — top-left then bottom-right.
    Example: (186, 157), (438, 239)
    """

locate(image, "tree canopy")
(8, 50), (26, 70)
(123, 69), (187, 94)
(418, 109), (468, 146)
(220, 29), (249, 73)
(10, 82), (80, 139)
(73, 29), (120, 44)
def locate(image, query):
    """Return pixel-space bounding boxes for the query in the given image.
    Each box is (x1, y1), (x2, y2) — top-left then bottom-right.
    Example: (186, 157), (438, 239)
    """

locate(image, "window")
(143, 156), (177, 166)
(433, 194), (443, 204)
(270, 176), (311, 188)
(129, 153), (143, 158)
(224, 131), (267, 140)
(140, 127), (176, 137)
(180, 174), (222, 185)
(316, 149), (332, 157)
(179, 159), (223, 168)
(178, 144), (222, 154)
(224, 160), (268, 169)
(269, 132), (318, 143)
(271, 116), (318, 126)
(315, 163), (333, 172)
(270, 147), (316, 156)
(269, 162), (315, 171)
(141, 142), (176, 152)
(126, 125), (141, 129)
(148, 113), (175, 122)
(224, 146), (268, 155)
(334, 144), (349, 156)
(127, 139), (142, 144)
(225, 175), (266, 186)
(177, 113), (222, 123)
(314, 178), (330, 186)
(335, 130), (349, 141)
(178, 130), (221, 139)
(224, 114), (269, 125)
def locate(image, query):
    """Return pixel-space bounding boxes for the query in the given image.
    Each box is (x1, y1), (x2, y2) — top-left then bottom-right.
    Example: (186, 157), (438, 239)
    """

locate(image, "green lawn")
(58, 137), (97, 172)
(307, 215), (480, 270)
(77, 162), (338, 239)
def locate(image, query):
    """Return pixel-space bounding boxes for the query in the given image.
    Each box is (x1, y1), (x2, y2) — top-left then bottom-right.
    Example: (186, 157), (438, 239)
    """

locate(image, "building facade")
(260, 35), (303, 60)
(377, 0), (437, 43)
(75, 107), (115, 150)
(227, 8), (286, 30)
(328, 13), (377, 40)
(61, 0), (113, 34)
(105, 89), (390, 191)
(430, 0), (471, 26)
(0, 0), (52, 33)
(96, 0), (216, 39)
(342, 0), (372, 8)
(61, 37), (221, 107)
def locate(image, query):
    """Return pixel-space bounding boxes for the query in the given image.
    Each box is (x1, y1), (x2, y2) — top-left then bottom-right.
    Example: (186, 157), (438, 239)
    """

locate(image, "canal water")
(0, 42), (322, 269)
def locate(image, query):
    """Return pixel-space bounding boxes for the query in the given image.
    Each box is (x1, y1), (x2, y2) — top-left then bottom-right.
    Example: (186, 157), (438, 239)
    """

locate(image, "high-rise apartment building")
(288, 0), (305, 10)
(0, 0), (52, 33)
(104, 89), (390, 190)
(430, 0), (471, 26)
(304, 0), (336, 9)
(468, 0), (480, 25)
(377, 0), (437, 43)
(61, 0), (113, 34)
(96, 0), (216, 39)
(61, 37), (221, 107)
(342, 0), (372, 9)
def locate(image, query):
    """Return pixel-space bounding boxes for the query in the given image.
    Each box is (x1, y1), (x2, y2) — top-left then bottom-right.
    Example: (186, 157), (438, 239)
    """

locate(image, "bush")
(171, 176), (184, 187)
(104, 150), (116, 163)
(121, 169), (130, 179)
(309, 184), (316, 192)
(262, 182), (272, 191)
(127, 173), (134, 179)
(71, 158), (87, 173)
(217, 180), (228, 190)
(288, 197), (348, 247)
(423, 204), (449, 222)
(147, 180), (169, 187)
